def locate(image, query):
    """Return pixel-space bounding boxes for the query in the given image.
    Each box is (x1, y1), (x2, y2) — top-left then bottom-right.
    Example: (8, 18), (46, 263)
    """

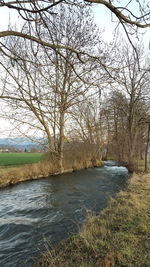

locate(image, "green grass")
(0, 152), (45, 167)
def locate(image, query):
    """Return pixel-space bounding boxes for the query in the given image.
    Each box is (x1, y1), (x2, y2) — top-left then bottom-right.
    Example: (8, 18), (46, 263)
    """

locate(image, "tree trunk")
(45, 125), (53, 152)
(58, 110), (65, 173)
(144, 123), (150, 173)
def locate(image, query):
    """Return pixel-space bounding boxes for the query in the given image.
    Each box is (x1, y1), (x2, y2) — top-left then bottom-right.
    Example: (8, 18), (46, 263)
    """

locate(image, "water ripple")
(0, 161), (128, 267)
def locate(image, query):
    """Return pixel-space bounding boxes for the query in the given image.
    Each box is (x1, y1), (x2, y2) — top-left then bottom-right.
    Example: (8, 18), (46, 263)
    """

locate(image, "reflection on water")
(0, 162), (128, 267)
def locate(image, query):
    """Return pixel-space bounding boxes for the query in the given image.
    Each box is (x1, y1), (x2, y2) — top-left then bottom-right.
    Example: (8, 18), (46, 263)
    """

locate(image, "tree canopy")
(0, 0), (150, 51)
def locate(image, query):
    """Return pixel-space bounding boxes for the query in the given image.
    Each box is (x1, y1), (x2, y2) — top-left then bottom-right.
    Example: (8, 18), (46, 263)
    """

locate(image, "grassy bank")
(35, 172), (150, 267)
(0, 151), (103, 188)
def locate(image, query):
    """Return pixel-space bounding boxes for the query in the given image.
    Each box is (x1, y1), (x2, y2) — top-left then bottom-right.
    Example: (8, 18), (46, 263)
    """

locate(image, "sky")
(0, 2), (149, 137)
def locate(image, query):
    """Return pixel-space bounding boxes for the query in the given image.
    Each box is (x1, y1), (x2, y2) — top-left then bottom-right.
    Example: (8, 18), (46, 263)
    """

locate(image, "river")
(0, 161), (128, 267)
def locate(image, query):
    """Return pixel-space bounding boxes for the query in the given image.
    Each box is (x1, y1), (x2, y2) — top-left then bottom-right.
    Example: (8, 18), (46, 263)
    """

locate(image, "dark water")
(0, 161), (128, 267)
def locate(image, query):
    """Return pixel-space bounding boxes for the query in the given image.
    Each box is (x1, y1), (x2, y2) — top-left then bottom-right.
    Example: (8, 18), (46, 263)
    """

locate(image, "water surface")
(0, 161), (128, 266)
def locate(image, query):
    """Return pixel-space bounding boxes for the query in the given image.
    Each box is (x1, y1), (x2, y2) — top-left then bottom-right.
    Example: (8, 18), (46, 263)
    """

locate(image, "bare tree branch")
(85, 0), (150, 28)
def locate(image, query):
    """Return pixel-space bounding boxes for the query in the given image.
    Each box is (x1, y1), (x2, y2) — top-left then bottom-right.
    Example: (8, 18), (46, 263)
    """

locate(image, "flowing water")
(0, 161), (128, 267)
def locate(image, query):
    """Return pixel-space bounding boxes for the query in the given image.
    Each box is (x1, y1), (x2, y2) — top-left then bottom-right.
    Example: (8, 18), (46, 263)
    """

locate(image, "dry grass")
(34, 172), (150, 267)
(63, 143), (103, 171)
(0, 145), (103, 188)
(0, 158), (59, 187)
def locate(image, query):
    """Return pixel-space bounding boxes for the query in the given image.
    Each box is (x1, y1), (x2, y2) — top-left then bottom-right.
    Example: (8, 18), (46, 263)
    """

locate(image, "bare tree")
(0, 5), (104, 172)
(0, 0), (150, 58)
(144, 122), (150, 172)
(101, 42), (150, 169)
(70, 94), (105, 160)
(102, 91), (129, 161)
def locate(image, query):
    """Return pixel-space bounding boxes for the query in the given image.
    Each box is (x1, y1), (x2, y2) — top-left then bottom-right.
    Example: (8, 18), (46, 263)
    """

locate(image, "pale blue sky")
(93, 5), (115, 41)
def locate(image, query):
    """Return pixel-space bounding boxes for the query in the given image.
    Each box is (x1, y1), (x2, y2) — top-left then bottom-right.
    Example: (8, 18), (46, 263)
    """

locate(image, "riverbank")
(0, 157), (103, 188)
(35, 172), (150, 267)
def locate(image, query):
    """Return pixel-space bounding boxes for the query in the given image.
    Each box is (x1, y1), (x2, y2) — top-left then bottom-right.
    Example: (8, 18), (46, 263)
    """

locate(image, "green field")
(0, 153), (45, 167)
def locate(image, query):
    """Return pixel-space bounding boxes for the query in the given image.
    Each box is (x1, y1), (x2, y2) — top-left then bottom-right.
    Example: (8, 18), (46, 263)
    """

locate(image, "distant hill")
(0, 137), (44, 151)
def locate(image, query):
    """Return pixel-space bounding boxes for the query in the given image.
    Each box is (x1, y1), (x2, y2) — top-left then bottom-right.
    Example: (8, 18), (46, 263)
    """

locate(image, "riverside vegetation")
(34, 169), (150, 267)
(0, 145), (103, 188)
